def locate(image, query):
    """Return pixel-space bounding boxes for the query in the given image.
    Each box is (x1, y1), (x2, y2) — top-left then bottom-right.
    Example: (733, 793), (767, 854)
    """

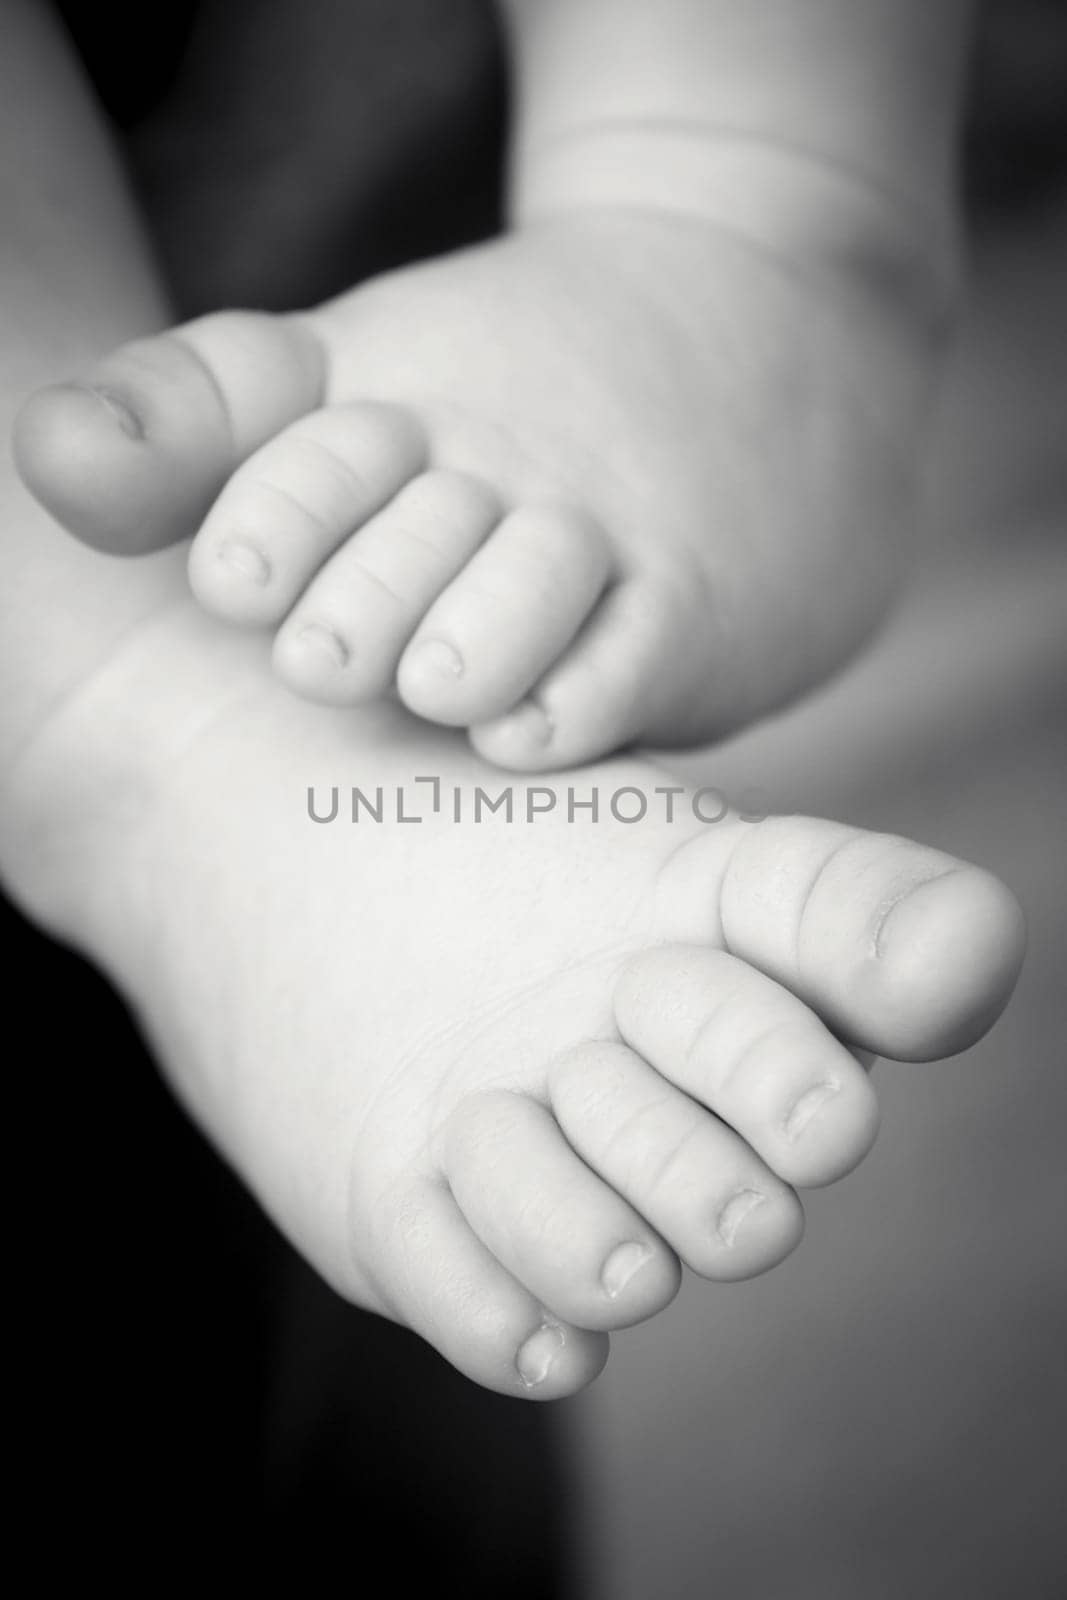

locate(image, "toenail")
(716, 1189), (765, 1247)
(516, 1323), (566, 1389)
(784, 1081), (839, 1142)
(78, 383), (145, 441)
(601, 1241), (652, 1300)
(294, 622), (350, 669)
(503, 699), (553, 748)
(409, 638), (464, 679)
(217, 539), (271, 586)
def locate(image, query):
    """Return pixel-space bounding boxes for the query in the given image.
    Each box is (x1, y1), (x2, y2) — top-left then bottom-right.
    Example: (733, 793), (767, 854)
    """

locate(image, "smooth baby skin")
(12, 209), (932, 770)
(7, 602), (1024, 1400)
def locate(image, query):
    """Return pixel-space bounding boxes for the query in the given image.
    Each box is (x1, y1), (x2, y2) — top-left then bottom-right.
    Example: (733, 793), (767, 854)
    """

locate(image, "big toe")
(658, 817), (1027, 1063)
(13, 311), (325, 555)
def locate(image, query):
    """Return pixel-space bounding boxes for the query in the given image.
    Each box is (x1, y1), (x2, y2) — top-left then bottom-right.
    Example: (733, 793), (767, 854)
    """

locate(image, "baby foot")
(12, 614), (1024, 1400)
(14, 210), (933, 768)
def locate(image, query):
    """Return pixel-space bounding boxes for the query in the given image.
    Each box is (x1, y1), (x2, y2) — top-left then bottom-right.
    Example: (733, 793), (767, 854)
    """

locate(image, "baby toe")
(360, 1172), (608, 1399)
(397, 504), (611, 727)
(549, 1041), (804, 1281)
(615, 948), (881, 1190)
(188, 402), (426, 626)
(470, 580), (678, 770)
(439, 1088), (680, 1332)
(273, 469), (500, 703)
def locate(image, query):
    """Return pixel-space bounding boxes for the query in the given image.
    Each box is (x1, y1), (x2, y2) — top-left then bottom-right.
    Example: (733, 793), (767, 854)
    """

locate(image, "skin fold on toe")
(703, 818), (1028, 1062)
(186, 402), (429, 627)
(612, 948), (882, 1191)
(271, 469), (504, 703)
(546, 1041), (807, 1282)
(396, 504), (614, 728)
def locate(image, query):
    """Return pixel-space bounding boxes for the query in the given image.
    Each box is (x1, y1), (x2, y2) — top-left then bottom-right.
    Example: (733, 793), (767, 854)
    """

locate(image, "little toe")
(615, 948), (881, 1190)
(14, 311), (326, 555)
(470, 580), (678, 770)
(549, 1041), (804, 1281)
(362, 1174), (608, 1399)
(397, 505), (612, 726)
(439, 1089), (680, 1332)
(273, 470), (501, 703)
(711, 818), (1027, 1061)
(187, 403), (426, 627)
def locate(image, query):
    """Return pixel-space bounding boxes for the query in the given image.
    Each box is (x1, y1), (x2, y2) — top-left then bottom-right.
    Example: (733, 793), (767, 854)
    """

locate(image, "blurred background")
(12, 1), (1066, 1592)
(574, 162), (1067, 1600)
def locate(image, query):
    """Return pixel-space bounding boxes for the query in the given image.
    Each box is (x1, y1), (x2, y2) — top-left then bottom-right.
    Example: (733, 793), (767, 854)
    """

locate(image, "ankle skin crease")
(498, 0), (974, 321)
